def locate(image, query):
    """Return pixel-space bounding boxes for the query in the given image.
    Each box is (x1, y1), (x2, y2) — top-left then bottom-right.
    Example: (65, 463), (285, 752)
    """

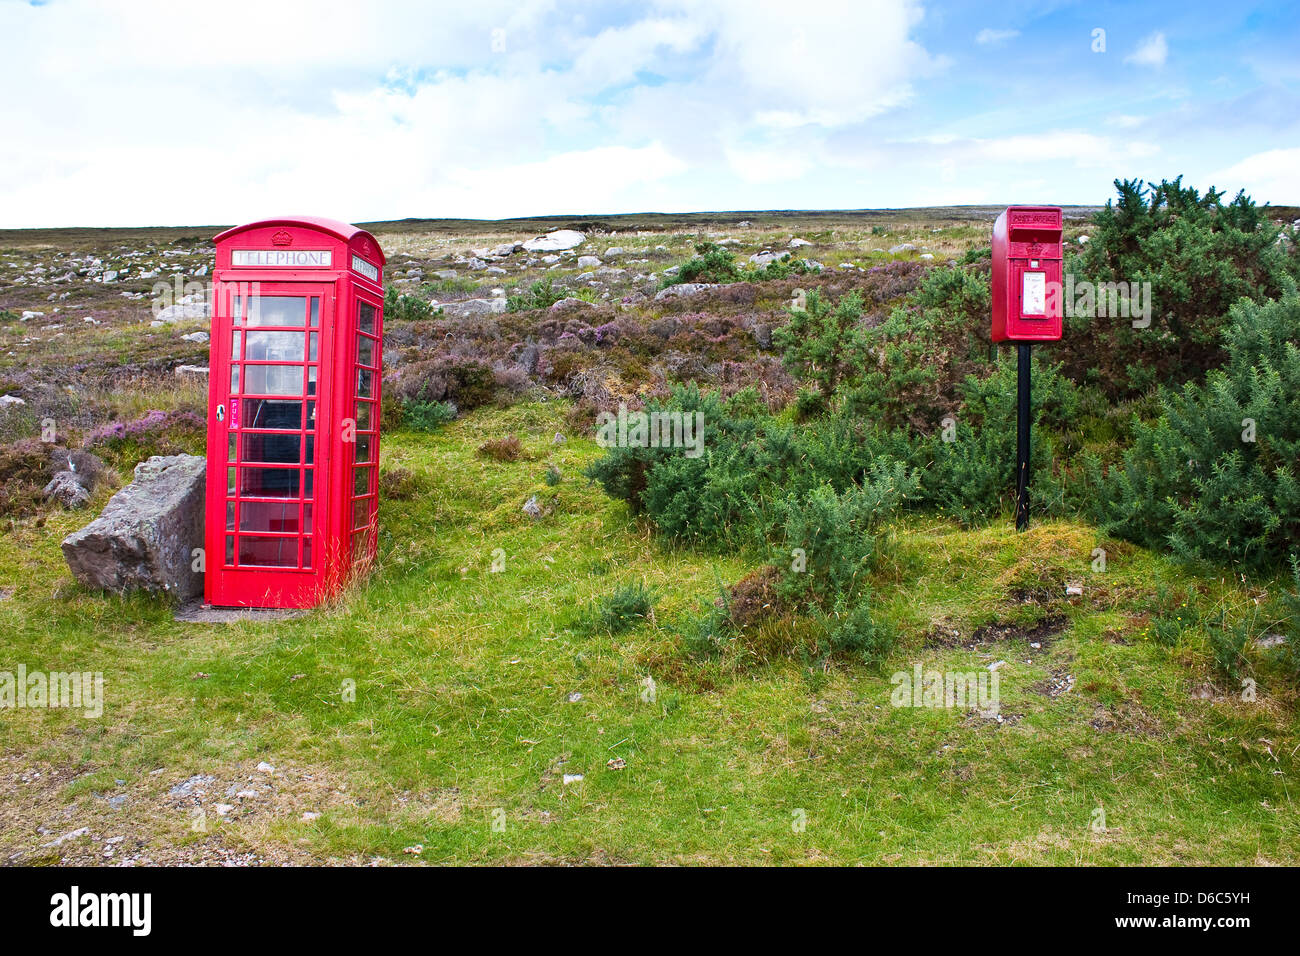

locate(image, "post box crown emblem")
(271, 230), (294, 246)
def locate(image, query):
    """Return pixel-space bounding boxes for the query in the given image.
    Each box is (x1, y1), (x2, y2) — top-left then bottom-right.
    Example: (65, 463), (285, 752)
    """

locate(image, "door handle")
(216, 404), (225, 422)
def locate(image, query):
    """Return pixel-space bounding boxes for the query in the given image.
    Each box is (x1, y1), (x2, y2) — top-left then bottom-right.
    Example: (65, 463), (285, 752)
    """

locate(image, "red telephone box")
(204, 216), (385, 608)
(991, 205), (1063, 342)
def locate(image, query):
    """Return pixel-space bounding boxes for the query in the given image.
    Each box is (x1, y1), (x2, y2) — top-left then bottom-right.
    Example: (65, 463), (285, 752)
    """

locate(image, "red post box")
(204, 216), (385, 609)
(991, 205), (1063, 342)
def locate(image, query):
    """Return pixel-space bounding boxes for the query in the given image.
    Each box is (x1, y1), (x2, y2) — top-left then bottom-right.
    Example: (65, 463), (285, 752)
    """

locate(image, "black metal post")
(1016, 343), (1031, 531)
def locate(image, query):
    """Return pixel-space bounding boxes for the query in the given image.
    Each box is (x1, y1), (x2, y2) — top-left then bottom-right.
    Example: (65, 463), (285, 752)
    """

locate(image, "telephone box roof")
(214, 216), (385, 263)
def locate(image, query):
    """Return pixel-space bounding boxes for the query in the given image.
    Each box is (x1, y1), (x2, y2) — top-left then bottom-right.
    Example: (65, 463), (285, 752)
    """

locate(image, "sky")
(1, 0), (1297, 227)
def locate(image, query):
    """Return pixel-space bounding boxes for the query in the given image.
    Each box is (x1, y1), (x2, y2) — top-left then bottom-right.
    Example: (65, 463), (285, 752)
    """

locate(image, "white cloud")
(1126, 31), (1168, 68)
(975, 28), (1019, 45)
(0, 0), (943, 226)
(1210, 148), (1300, 204)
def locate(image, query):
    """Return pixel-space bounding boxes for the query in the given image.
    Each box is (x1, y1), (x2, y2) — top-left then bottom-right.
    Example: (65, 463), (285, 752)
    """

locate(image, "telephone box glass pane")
(243, 365), (303, 396)
(225, 502), (235, 531)
(225, 535), (234, 564)
(227, 467), (236, 495)
(238, 535), (297, 567)
(309, 332), (318, 362)
(231, 330), (242, 358)
(240, 467), (300, 498)
(245, 330), (305, 362)
(229, 365), (239, 393)
(241, 399), (302, 429)
(353, 466), (371, 496)
(358, 301), (375, 334)
(239, 500), (300, 533)
(310, 298), (320, 327)
(357, 336), (374, 367)
(302, 538), (313, 568)
(303, 502), (313, 534)
(352, 499), (370, 530)
(357, 369), (373, 398)
(227, 433), (237, 461)
(245, 296), (307, 327)
(351, 531), (367, 561)
(355, 401), (372, 430)
(355, 434), (372, 463)
(242, 432), (301, 465)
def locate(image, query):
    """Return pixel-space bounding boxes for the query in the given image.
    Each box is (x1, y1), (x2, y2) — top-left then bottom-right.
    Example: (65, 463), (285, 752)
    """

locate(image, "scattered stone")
(549, 297), (596, 312)
(567, 691), (582, 702)
(603, 246), (625, 257)
(214, 803), (234, 816)
(181, 331), (209, 344)
(1065, 584), (1084, 596)
(988, 660), (1006, 672)
(553, 432), (566, 445)
(155, 299), (209, 322)
(1078, 235), (1090, 244)
(562, 774), (584, 785)
(888, 243), (916, 254)
(0, 394), (26, 408)
(43, 471), (91, 509)
(168, 774), (215, 798)
(436, 298), (506, 318)
(174, 365), (209, 378)
(42, 827), (90, 848)
(654, 282), (715, 301)
(256, 761), (275, 774)
(522, 229), (585, 252)
(788, 237), (812, 248)
(301, 811), (321, 822)
(576, 255), (602, 269)
(748, 251), (790, 267)
(522, 495), (543, 519)
(62, 454), (206, 601)
(491, 242), (521, 257)
(1256, 632), (1289, 650)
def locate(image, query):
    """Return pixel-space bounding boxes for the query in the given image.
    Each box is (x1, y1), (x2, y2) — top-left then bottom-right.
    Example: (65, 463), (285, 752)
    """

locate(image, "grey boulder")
(62, 454), (206, 601)
(44, 471), (92, 509)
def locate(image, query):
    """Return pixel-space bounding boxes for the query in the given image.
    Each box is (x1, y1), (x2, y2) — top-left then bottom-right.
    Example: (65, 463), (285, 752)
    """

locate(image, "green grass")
(0, 400), (1296, 864)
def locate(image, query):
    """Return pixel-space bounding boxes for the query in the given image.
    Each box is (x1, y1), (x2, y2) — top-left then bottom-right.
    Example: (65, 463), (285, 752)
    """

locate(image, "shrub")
(1059, 177), (1297, 396)
(507, 278), (566, 312)
(922, 351), (1079, 526)
(667, 242), (744, 286)
(772, 289), (872, 394)
(776, 465), (916, 611)
(384, 286), (433, 323)
(404, 399), (458, 432)
(583, 581), (655, 635)
(853, 259), (993, 429)
(83, 409), (205, 465)
(1093, 289), (1300, 570)
(477, 435), (523, 462)
(379, 466), (420, 499)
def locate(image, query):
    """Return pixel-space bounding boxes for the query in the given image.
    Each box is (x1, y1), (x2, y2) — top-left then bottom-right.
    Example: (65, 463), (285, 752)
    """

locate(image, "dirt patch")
(925, 614), (1068, 651)
(1029, 667), (1077, 699)
(1089, 702), (1162, 736)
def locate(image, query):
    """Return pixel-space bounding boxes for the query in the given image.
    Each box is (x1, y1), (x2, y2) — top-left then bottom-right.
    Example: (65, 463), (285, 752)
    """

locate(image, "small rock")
(553, 432), (566, 445)
(0, 394), (26, 408)
(43, 471), (91, 509)
(567, 691), (583, 702)
(301, 811), (321, 821)
(562, 774), (584, 785)
(788, 237), (812, 248)
(181, 331), (209, 343)
(214, 803), (234, 816)
(1066, 585), (1083, 596)
(888, 243), (916, 254)
(174, 365), (209, 378)
(522, 495), (543, 520)
(548, 297), (596, 312)
(988, 660), (1006, 672)
(576, 255), (602, 269)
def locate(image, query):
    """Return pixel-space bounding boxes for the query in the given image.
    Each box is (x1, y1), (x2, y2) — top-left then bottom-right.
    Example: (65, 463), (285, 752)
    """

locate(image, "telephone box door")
(207, 282), (334, 607)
